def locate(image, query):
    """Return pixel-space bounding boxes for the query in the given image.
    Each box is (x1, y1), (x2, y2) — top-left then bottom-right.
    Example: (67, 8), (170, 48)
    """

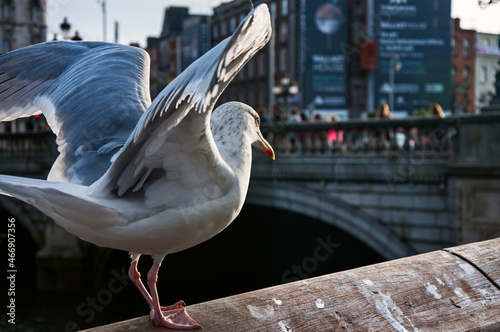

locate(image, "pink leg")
(128, 257), (153, 310)
(147, 260), (201, 329)
(129, 256), (186, 318)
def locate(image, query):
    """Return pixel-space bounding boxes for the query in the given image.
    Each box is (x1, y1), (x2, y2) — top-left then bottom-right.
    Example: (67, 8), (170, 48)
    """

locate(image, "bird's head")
(212, 102), (275, 160)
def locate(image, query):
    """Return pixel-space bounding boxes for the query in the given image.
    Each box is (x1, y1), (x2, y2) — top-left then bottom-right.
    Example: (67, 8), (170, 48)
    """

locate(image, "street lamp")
(60, 17), (71, 40)
(97, 0), (107, 42)
(272, 73), (299, 120)
(389, 54), (402, 112)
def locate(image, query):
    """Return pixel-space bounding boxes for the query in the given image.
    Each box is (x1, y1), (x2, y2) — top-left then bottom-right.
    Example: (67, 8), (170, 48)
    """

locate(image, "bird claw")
(150, 301), (186, 320)
(151, 307), (201, 330)
(161, 300), (186, 311)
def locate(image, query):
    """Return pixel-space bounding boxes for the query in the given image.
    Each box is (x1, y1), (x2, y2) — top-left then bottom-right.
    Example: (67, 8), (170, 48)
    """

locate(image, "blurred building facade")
(183, 15), (211, 68)
(146, 7), (210, 99)
(475, 32), (500, 112)
(212, 0), (294, 116)
(452, 18), (476, 114)
(0, 0), (46, 53)
(146, 1), (500, 118)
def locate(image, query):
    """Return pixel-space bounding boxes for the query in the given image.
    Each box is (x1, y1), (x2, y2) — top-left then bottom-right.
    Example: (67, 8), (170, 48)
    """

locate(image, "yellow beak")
(254, 132), (275, 160)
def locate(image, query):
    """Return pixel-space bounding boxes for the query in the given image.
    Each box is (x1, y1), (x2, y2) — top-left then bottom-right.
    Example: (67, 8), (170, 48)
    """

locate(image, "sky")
(46, 0), (500, 47)
(46, 0), (223, 46)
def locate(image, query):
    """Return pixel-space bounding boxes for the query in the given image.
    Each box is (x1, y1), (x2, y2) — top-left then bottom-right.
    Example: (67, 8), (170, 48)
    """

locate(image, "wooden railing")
(85, 238), (500, 332)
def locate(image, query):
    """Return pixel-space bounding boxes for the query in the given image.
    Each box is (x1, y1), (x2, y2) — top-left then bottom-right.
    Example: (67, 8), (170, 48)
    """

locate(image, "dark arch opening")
(1, 206), (39, 330)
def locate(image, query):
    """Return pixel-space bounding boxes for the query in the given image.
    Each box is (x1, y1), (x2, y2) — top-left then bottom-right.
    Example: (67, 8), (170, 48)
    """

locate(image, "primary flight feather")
(0, 4), (273, 329)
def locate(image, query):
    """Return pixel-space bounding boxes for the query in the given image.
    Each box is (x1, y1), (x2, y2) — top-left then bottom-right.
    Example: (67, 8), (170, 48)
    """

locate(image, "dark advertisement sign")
(373, 0), (451, 114)
(301, 0), (349, 111)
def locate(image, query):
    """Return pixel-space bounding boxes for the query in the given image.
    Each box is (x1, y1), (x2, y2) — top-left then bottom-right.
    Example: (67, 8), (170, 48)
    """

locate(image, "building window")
(238, 88), (245, 103)
(451, 37), (456, 55)
(258, 54), (265, 77)
(281, 0), (288, 16)
(279, 22), (288, 43)
(480, 66), (487, 83)
(2, 29), (13, 52)
(239, 66), (245, 81)
(229, 87), (237, 101)
(212, 24), (218, 39)
(463, 67), (469, 86)
(270, 2), (277, 18)
(279, 48), (288, 72)
(230, 17), (237, 32)
(451, 66), (456, 84)
(492, 68), (497, 84)
(2, 0), (13, 19)
(463, 38), (470, 57)
(249, 86), (256, 106)
(221, 21), (227, 36)
(248, 58), (254, 79)
(30, 0), (43, 23)
(257, 83), (266, 107)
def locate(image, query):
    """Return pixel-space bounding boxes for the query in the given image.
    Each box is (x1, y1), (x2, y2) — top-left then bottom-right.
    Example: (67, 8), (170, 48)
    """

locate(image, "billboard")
(301, 0), (349, 111)
(373, 0), (451, 114)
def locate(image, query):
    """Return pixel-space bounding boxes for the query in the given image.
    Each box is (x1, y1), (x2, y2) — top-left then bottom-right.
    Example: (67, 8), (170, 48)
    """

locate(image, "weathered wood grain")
(85, 238), (500, 332)
(446, 238), (500, 288)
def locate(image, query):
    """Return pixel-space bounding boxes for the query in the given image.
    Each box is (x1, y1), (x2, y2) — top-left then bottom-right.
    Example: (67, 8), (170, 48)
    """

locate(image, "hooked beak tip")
(266, 149), (275, 160)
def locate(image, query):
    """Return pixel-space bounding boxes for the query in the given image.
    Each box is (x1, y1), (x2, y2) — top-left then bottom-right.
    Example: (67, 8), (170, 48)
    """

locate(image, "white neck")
(210, 107), (254, 195)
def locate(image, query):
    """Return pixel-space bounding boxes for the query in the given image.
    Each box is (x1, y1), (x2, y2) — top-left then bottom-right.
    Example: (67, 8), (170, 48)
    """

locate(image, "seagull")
(0, 4), (273, 330)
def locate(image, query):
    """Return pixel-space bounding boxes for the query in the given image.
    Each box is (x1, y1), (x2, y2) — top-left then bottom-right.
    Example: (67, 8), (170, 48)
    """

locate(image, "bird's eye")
(255, 117), (260, 126)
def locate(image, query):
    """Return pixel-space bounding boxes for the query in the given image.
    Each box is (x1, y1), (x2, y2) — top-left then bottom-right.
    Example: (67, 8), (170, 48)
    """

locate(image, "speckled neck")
(210, 104), (254, 176)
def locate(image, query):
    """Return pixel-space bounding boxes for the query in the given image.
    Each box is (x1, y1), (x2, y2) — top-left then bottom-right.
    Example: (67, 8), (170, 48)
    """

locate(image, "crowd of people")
(255, 102), (447, 155)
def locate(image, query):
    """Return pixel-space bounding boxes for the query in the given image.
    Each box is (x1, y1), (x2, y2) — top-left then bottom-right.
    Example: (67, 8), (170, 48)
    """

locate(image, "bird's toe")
(151, 307), (201, 330)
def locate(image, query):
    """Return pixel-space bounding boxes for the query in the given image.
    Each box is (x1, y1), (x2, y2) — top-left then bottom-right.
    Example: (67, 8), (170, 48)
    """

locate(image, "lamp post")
(388, 54), (402, 112)
(60, 17), (71, 40)
(272, 73), (299, 120)
(97, 0), (107, 42)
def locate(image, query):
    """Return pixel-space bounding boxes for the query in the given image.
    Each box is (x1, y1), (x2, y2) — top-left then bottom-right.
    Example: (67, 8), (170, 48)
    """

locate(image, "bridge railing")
(261, 115), (463, 160)
(1, 112), (500, 169)
(0, 132), (58, 175)
(0, 131), (57, 157)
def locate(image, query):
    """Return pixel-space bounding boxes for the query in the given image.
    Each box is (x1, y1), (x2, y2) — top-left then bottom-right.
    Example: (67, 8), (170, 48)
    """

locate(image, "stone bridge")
(250, 112), (500, 259)
(1, 113), (500, 289)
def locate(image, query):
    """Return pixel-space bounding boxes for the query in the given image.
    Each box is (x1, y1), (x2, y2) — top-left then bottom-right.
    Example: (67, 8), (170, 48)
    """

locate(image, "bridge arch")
(1, 196), (44, 247)
(247, 180), (417, 260)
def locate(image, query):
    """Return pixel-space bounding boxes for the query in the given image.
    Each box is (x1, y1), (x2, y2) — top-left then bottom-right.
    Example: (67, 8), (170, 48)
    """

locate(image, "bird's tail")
(0, 174), (124, 236)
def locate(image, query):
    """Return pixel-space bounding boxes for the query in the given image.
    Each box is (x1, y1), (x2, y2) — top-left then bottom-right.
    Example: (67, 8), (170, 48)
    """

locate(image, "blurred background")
(1, 0), (500, 331)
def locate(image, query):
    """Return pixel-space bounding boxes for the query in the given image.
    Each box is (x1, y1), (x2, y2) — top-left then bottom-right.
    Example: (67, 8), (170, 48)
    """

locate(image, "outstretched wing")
(92, 4), (272, 197)
(0, 41), (151, 185)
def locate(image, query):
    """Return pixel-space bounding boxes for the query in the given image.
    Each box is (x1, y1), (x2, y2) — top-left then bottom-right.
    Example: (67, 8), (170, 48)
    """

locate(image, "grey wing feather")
(92, 4), (272, 196)
(0, 41), (110, 121)
(0, 41), (152, 185)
